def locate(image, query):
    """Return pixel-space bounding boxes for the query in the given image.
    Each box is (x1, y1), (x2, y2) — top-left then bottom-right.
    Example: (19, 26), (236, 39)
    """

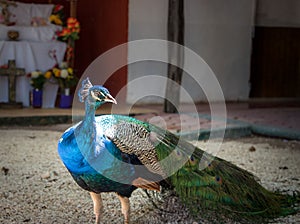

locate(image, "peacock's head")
(78, 78), (117, 108)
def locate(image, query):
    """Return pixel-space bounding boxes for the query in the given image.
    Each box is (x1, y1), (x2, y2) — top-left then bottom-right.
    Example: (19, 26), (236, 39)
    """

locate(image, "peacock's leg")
(117, 194), (130, 224)
(90, 192), (103, 224)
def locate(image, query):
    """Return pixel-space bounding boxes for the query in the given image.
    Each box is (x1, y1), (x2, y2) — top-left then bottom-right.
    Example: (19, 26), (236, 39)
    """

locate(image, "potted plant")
(28, 71), (47, 108)
(45, 62), (78, 108)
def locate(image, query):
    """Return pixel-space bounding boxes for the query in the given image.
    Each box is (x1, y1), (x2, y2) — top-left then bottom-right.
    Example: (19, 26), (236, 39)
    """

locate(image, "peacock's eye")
(206, 162), (214, 170)
(188, 155), (197, 166)
(93, 90), (105, 99)
(173, 149), (183, 160)
(215, 176), (222, 184)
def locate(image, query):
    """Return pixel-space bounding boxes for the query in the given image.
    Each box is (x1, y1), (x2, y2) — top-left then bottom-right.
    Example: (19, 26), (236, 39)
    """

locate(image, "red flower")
(53, 4), (64, 13)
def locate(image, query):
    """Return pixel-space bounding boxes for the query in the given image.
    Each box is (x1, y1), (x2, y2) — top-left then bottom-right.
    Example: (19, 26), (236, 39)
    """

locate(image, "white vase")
(63, 88), (70, 96)
(42, 82), (59, 108)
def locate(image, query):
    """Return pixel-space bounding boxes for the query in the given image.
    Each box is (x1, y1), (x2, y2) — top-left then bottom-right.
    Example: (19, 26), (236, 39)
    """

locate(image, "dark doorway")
(76, 0), (128, 102)
(250, 27), (300, 98)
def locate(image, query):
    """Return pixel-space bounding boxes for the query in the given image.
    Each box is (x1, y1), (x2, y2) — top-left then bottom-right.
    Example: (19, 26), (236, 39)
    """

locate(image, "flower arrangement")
(49, 4), (65, 26)
(56, 17), (80, 66)
(57, 17), (80, 42)
(45, 62), (78, 91)
(28, 71), (47, 90)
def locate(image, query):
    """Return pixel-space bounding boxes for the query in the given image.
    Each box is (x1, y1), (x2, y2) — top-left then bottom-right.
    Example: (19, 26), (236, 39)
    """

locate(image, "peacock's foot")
(95, 214), (101, 224)
(117, 194), (130, 224)
(90, 192), (103, 224)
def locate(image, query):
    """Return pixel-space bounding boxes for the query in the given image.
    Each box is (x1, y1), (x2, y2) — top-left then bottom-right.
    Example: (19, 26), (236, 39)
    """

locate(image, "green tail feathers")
(150, 124), (299, 220)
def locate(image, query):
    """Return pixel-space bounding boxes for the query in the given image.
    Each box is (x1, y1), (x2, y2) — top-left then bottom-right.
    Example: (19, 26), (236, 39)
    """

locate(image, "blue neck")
(74, 101), (98, 158)
(84, 100), (96, 124)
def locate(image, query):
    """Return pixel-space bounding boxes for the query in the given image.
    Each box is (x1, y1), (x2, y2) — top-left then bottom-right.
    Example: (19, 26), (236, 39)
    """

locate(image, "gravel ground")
(0, 128), (299, 223)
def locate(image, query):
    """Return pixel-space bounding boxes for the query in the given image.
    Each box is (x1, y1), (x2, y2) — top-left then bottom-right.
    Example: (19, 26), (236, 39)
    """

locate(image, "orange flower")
(61, 28), (71, 36)
(53, 67), (61, 77)
(67, 17), (77, 24)
(44, 71), (52, 79)
(57, 17), (80, 41)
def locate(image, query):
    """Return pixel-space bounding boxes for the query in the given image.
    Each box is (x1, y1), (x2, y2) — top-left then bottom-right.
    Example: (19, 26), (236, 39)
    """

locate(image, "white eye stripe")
(99, 91), (106, 97)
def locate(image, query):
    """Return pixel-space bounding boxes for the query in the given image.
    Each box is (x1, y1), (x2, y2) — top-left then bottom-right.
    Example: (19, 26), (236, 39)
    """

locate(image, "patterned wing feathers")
(105, 121), (165, 178)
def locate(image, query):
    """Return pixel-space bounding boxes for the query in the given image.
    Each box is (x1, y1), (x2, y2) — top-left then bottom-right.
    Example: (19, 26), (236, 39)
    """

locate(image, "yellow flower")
(44, 71), (52, 79)
(67, 67), (73, 75)
(49, 15), (63, 25)
(53, 68), (61, 77)
(49, 15), (56, 22)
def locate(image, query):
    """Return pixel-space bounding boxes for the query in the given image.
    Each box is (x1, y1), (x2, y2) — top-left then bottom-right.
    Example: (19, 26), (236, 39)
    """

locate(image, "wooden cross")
(0, 60), (25, 108)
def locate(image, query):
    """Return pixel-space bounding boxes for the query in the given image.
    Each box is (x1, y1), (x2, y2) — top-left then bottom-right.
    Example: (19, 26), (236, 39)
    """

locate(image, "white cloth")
(0, 24), (62, 42)
(8, 2), (54, 26)
(0, 40), (67, 107)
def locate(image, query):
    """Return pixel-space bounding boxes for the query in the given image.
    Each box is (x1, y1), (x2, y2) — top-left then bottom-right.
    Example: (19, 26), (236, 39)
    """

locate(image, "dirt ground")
(0, 127), (299, 223)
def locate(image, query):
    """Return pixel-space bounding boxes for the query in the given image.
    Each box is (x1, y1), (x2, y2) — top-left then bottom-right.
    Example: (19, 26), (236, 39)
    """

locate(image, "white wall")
(127, 0), (168, 104)
(256, 0), (300, 27)
(128, 0), (255, 103)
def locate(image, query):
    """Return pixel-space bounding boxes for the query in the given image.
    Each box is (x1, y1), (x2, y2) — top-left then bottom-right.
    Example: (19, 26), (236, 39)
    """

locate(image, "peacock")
(58, 77), (298, 224)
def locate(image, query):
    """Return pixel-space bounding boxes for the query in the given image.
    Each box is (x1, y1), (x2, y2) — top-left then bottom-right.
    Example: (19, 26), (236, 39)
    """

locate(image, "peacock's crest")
(78, 77), (93, 102)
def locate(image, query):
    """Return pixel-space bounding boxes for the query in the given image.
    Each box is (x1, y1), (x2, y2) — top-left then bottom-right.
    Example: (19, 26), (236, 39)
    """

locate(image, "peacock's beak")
(104, 94), (117, 104)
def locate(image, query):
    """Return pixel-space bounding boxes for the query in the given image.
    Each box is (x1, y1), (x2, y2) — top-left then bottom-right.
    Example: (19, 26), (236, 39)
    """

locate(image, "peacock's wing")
(102, 115), (166, 191)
